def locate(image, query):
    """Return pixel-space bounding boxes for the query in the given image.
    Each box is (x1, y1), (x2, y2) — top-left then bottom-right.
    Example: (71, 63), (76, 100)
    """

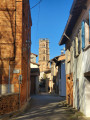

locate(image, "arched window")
(43, 56), (45, 60)
(42, 50), (45, 54)
(42, 43), (45, 47)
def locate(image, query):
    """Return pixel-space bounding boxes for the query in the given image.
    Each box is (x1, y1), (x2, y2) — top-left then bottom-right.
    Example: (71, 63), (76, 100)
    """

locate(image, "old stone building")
(39, 38), (50, 80)
(59, 0), (90, 117)
(49, 54), (66, 96)
(0, 0), (32, 114)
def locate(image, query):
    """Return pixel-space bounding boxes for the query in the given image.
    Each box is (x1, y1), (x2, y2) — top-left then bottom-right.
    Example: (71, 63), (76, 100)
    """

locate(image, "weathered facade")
(59, 0), (90, 117)
(0, 0), (32, 114)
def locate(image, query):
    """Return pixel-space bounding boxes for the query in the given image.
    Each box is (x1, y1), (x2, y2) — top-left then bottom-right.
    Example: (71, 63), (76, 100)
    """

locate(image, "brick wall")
(20, 0), (31, 106)
(0, 0), (32, 113)
(0, 93), (19, 115)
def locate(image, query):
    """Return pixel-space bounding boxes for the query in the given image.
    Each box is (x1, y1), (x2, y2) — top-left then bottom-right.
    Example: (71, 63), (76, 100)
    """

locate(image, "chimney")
(61, 49), (64, 55)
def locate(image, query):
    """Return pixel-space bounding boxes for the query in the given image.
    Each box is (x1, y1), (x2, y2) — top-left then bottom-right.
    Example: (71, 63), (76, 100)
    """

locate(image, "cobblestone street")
(10, 94), (89, 120)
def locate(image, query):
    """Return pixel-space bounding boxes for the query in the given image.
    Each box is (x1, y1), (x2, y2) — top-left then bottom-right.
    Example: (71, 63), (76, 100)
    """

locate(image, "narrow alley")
(0, 0), (90, 120)
(10, 94), (87, 120)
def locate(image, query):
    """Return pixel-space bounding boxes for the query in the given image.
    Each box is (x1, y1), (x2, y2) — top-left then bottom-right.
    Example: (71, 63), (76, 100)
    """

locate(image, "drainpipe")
(8, 61), (10, 93)
(19, 79), (20, 109)
(27, 48), (29, 101)
(26, 39), (29, 101)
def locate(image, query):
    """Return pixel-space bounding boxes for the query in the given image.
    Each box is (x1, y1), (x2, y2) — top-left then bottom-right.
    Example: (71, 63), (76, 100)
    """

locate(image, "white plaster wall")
(73, 50), (85, 115)
(69, 3), (90, 117)
(83, 49), (90, 73)
(30, 63), (39, 68)
(83, 48), (90, 117)
(31, 54), (36, 63)
(61, 61), (66, 96)
(0, 84), (14, 95)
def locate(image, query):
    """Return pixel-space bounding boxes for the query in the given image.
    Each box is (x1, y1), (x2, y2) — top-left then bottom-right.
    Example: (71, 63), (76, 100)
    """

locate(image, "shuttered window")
(78, 29), (81, 54)
(74, 39), (76, 57)
(76, 37), (78, 56)
(85, 21), (89, 47)
(81, 21), (85, 49)
(89, 10), (90, 42)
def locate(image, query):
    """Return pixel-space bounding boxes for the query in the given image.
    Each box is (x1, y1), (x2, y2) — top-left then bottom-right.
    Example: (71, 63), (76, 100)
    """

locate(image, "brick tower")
(39, 38), (50, 72)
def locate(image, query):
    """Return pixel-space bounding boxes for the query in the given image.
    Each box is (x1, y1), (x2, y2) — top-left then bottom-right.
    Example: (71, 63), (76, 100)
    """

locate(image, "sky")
(29, 0), (73, 63)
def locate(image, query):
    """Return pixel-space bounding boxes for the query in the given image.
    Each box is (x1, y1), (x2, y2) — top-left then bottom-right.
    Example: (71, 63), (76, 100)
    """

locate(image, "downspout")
(8, 61), (10, 93)
(27, 45), (29, 101)
(15, 0), (20, 109)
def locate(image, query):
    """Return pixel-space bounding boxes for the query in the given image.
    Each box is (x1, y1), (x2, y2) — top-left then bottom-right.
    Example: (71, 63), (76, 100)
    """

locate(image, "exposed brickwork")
(0, 93), (19, 115)
(0, 0), (32, 113)
(66, 73), (73, 106)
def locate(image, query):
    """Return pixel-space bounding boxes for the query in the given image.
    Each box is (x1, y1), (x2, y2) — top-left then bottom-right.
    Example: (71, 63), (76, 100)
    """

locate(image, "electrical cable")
(30, 0), (42, 9)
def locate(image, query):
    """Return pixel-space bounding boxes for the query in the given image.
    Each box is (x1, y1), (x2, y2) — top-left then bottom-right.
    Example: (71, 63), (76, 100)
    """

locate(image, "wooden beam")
(84, 71), (90, 77)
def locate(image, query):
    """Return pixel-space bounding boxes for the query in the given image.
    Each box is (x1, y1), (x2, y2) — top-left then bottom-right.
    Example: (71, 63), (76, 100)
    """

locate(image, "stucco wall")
(60, 61), (66, 96)
(30, 63), (39, 68)
(65, 1), (90, 117)
(31, 54), (36, 63)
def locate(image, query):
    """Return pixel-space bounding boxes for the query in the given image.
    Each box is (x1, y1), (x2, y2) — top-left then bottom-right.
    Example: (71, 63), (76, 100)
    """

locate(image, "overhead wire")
(30, 0), (42, 10)
(36, 0), (41, 60)
(30, 0), (42, 58)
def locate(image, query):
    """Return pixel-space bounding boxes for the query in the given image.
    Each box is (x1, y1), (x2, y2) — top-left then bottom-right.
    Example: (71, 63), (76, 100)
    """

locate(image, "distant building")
(39, 38), (50, 80)
(56, 54), (66, 96)
(44, 68), (53, 93)
(30, 53), (40, 94)
(49, 54), (66, 96)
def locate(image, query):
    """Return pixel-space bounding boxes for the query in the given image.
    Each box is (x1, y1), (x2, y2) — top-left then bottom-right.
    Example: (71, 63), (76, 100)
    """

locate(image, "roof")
(31, 53), (38, 57)
(49, 54), (65, 63)
(44, 69), (51, 74)
(59, 0), (88, 45)
(31, 68), (40, 76)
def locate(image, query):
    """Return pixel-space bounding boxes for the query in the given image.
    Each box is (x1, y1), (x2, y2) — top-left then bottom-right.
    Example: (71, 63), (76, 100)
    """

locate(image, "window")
(66, 41), (71, 62)
(78, 29), (81, 54)
(74, 29), (81, 57)
(85, 20), (89, 47)
(76, 36), (78, 56)
(42, 43), (45, 48)
(81, 21), (85, 50)
(74, 39), (76, 57)
(89, 10), (90, 43)
(42, 50), (45, 54)
(43, 56), (45, 61)
(81, 10), (90, 50)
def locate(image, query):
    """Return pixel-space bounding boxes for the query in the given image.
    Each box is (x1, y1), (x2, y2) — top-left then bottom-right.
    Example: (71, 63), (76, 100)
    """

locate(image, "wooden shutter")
(74, 39), (76, 57)
(89, 10), (90, 42)
(76, 37), (78, 56)
(78, 30), (81, 54)
(81, 21), (85, 49)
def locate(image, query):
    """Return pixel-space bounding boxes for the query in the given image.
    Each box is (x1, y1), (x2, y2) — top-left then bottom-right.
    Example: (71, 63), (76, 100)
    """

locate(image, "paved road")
(10, 93), (89, 120)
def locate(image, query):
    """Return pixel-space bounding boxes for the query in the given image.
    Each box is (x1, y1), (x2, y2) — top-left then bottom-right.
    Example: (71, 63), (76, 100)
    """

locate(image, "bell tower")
(39, 38), (50, 72)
